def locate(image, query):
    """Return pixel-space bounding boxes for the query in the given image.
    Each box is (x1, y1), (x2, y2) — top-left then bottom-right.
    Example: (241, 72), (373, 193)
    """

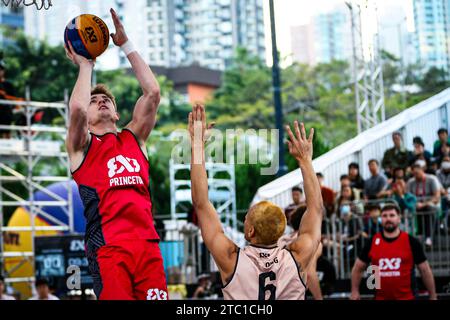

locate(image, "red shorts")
(89, 239), (168, 300)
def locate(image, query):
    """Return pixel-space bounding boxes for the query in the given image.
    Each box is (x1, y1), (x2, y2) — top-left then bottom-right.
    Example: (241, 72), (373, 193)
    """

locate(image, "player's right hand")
(110, 8), (128, 47)
(285, 120), (314, 165)
(64, 41), (95, 67)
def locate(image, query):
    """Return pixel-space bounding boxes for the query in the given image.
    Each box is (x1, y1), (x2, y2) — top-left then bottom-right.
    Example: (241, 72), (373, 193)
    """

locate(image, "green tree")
(419, 67), (450, 94)
(207, 47), (273, 128)
(3, 32), (77, 103)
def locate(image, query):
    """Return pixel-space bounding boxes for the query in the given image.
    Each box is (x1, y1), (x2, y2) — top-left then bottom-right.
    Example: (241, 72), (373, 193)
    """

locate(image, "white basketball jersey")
(222, 245), (306, 300)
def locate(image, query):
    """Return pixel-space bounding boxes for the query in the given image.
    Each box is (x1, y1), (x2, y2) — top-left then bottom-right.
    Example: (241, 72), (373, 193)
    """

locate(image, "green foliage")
(3, 32), (77, 102)
(234, 162), (273, 221)
(419, 67), (450, 94)
(147, 138), (174, 217)
(96, 69), (141, 127)
(3, 32), (448, 218)
(207, 48), (272, 128)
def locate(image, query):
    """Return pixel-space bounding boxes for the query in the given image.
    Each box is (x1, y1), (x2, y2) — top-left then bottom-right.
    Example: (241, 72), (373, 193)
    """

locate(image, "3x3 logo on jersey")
(379, 258), (401, 271)
(107, 155), (144, 187)
(108, 155), (140, 177)
(378, 258), (402, 277)
(147, 288), (168, 300)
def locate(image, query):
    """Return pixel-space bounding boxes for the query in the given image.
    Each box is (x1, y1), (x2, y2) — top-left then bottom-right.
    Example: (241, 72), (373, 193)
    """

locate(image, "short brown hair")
(91, 84), (116, 109)
(381, 203), (401, 215)
(366, 203), (381, 212)
(392, 131), (402, 139)
(249, 201), (286, 245)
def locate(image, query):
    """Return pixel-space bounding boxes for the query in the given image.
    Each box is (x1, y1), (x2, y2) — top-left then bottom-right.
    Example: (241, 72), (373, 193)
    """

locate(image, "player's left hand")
(110, 8), (128, 46)
(188, 104), (215, 145)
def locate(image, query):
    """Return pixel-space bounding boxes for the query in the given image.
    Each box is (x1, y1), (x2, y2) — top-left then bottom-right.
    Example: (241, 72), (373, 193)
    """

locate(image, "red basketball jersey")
(72, 129), (159, 246)
(368, 231), (415, 300)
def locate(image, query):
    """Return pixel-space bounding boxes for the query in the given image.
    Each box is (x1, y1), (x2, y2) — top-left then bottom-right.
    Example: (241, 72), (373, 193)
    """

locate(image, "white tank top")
(222, 245), (306, 300)
(277, 231), (299, 248)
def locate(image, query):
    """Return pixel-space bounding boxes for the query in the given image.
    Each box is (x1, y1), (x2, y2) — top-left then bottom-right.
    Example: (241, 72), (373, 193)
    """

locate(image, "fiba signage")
(69, 239), (85, 252)
(35, 235), (92, 293)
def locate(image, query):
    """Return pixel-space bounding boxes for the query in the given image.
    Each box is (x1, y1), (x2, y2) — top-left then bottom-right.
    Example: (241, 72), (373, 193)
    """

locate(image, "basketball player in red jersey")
(64, 9), (167, 300)
(351, 204), (437, 300)
(189, 104), (323, 300)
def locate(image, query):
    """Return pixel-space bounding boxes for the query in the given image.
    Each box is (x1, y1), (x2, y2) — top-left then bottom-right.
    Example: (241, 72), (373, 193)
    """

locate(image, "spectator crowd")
(285, 129), (450, 252)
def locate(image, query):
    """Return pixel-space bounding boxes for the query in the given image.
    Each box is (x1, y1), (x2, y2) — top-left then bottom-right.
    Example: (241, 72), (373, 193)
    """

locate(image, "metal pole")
(347, 2), (362, 133)
(398, 22), (406, 109)
(374, 2), (385, 123)
(269, 0), (286, 176)
(64, 89), (74, 233)
(25, 87), (35, 293)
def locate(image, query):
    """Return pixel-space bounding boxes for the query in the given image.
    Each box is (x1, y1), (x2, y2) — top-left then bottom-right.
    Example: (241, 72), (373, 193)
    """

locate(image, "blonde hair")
(91, 84), (116, 109)
(249, 201), (286, 245)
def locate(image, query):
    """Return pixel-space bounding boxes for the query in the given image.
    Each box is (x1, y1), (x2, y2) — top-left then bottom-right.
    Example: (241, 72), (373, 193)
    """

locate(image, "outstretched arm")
(64, 41), (93, 172)
(350, 258), (367, 300)
(417, 261), (437, 300)
(306, 243), (323, 300)
(109, 8), (160, 146)
(286, 121), (324, 272)
(189, 104), (238, 284)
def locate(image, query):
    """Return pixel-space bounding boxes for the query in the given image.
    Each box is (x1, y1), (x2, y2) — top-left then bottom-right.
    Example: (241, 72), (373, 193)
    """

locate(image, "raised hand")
(285, 121), (314, 164)
(188, 104), (215, 145)
(110, 8), (128, 46)
(64, 41), (95, 67)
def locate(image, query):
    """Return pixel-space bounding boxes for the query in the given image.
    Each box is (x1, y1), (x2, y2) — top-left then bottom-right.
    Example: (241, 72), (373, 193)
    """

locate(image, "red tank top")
(72, 129), (159, 246)
(368, 231), (415, 300)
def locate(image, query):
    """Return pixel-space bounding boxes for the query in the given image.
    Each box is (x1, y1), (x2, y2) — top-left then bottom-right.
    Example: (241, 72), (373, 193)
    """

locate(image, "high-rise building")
(413, 0), (449, 72)
(145, 0), (265, 70)
(406, 31), (419, 66)
(290, 24), (315, 65)
(290, 5), (352, 65)
(23, 0), (126, 70)
(23, 0), (265, 71)
(313, 6), (352, 64)
(0, 5), (24, 48)
(379, 4), (410, 60)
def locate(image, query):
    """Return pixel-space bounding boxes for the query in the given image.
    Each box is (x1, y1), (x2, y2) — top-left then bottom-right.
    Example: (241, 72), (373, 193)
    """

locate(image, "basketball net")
(1, 0), (52, 10)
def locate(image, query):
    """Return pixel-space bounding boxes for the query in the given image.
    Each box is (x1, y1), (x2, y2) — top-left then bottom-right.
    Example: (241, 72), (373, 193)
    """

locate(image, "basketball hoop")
(1, 0), (52, 10)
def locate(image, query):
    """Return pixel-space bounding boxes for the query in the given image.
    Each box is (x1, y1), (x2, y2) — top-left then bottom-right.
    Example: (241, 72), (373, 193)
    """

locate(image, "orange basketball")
(64, 14), (110, 59)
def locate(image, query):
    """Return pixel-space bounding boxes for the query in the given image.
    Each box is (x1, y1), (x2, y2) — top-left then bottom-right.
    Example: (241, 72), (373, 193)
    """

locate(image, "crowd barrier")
(323, 197), (450, 279)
